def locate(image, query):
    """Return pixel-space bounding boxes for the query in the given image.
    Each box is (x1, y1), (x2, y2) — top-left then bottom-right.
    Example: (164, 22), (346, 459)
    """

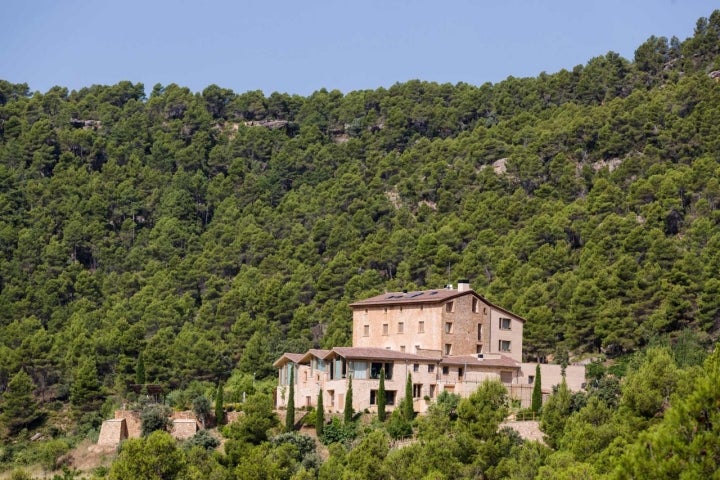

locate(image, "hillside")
(1, 8), (720, 451)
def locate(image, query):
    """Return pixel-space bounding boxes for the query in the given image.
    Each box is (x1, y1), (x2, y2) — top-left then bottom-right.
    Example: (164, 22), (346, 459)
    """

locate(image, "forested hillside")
(1, 8), (720, 449)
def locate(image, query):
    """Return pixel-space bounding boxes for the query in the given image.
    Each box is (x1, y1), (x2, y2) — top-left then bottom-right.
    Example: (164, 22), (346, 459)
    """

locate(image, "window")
(418, 321), (425, 333)
(499, 317), (511, 330)
(458, 367), (464, 377)
(363, 325), (369, 337)
(477, 324), (483, 341)
(316, 359), (326, 372)
(397, 322), (404, 333)
(328, 390), (335, 407)
(476, 344), (483, 354)
(350, 361), (368, 379)
(472, 298), (479, 313)
(445, 301), (454, 313)
(428, 364), (435, 373)
(444, 344), (452, 355)
(445, 322), (453, 334)
(382, 323), (389, 335)
(500, 371), (513, 383)
(413, 384), (423, 398)
(413, 363), (419, 373)
(429, 385), (436, 398)
(442, 366), (449, 375)
(332, 359), (346, 380)
(483, 307), (487, 315)
(400, 345), (406, 352)
(499, 340), (511, 352)
(370, 390), (396, 405)
(528, 375), (535, 384)
(371, 362), (393, 380)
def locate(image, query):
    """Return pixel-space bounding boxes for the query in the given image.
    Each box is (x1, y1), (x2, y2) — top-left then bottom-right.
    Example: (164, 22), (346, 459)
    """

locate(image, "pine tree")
(136, 352), (146, 385)
(531, 363), (542, 413)
(377, 367), (387, 421)
(70, 356), (102, 411)
(215, 382), (225, 426)
(1, 369), (39, 435)
(540, 376), (571, 448)
(402, 373), (414, 421)
(344, 375), (353, 424)
(316, 389), (324, 436)
(286, 365), (295, 431)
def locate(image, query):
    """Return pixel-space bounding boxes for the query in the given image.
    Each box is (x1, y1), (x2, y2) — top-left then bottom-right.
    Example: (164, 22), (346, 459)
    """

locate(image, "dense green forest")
(1, 10), (720, 479)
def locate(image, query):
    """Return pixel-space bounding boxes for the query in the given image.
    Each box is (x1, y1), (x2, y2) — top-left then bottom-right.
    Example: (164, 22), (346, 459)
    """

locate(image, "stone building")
(275, 281), (585, 413)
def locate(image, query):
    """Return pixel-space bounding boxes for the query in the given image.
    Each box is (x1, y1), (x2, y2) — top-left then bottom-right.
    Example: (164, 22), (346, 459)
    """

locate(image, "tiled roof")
(272, 352), (305, 368)
(328, 347), (439, 362)
(349, 288), (526, 323)
(299, 349), (332, 363)
(349, 288), (463, 306)
(308, 349), (331, 358)
(440, 354), (520, 369)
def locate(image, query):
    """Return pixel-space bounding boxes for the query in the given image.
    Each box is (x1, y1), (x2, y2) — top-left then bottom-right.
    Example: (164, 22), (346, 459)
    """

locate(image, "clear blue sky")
(2, 0), (717, 96)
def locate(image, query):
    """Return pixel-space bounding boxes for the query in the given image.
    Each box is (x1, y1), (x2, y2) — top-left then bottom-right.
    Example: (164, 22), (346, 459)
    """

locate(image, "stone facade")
(97, 419), (128, 446)
(275, 282), (582, 412)
(114, 409), (142, 439)
(350, 283), (524, 362)
(98, 409), (203, 447)
(171, 419), (198, 440)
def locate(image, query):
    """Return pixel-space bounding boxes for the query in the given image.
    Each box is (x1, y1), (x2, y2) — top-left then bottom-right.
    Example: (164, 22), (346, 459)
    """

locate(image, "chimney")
(457, 279), (470, 292)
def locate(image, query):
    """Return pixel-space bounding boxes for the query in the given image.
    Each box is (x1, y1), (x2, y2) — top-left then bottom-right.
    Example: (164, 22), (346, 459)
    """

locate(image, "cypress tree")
(286, 365), (295, 431)
(316, 389), (324, 436)
(531, 364), (542, 414)
(344, 375), (353, 424)
(136, 352), (146, 385)
(402, 373), (414, 421)
(215, 382), (225, 426)
(377, 367), (387, 422)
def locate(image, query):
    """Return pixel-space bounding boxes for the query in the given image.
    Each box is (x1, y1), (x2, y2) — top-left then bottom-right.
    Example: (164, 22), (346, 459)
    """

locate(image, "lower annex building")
(274, 280), (585, 414)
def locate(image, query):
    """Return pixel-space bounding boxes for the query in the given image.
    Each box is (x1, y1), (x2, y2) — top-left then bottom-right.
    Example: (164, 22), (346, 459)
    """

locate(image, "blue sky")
(2, 0), (717, 96)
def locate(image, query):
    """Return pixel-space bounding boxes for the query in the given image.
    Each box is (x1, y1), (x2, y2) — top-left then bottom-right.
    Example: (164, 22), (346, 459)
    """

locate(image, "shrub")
(184, 429), (220, 451)
(140, 404), (172, 436)
(386, 409), (412, 439)
(321, 417), (356, 445)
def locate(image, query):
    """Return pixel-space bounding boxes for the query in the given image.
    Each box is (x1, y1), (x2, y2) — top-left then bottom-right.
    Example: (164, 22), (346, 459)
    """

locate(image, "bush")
(140, 404), (172, 436)
(9, 470), (33, 480)
(302, 408), (316, 426)
(184, 430), (220, 451)
(321, 417), (356, 445)
(386, 409), (412, 439)
(270, 432), (317, 459)
(37, 438), (71, 471)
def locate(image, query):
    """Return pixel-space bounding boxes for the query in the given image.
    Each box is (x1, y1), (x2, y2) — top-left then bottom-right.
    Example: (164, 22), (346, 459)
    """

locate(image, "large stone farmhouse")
(274, 281), (584, 414)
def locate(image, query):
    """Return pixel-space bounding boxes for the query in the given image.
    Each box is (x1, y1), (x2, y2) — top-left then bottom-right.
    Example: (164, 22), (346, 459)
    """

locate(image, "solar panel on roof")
(408, 292), (423, 298)
(429, 291), (438, 295)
